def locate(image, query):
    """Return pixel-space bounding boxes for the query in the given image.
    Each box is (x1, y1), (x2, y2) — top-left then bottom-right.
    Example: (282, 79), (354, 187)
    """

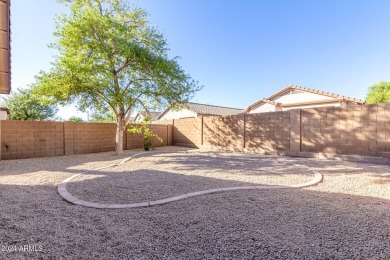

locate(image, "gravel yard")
(1, 146), (390, 259)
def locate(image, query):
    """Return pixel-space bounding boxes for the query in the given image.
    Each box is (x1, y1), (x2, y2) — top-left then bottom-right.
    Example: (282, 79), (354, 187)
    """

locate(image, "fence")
(2, 103), (390, 160)
(168, 103), (390, 158)
(0, 121), (172, 160)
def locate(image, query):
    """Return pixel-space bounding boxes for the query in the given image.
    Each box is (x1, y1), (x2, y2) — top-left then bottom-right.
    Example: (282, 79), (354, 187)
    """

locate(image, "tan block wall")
(149, 125), (170, 147)
(4, 103), (390, 160)
(71, 122), (117, 154)
(1, 121), (172, 160)
(301, 104), (390, 156)
(126, 124), (172, 149)
(172, 118), (202, 148)
(245, 111), (291, 152)
(203, 114), (244, 151)
(1, 121), (64, 159)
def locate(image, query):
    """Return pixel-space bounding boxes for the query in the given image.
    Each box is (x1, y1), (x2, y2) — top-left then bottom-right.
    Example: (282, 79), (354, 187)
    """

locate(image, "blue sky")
(7, 0), (390, 119)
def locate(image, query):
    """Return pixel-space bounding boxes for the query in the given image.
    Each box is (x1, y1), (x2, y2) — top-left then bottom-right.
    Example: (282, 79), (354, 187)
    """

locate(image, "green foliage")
(33, 0), (200, 153)
(1, 88), (58, 121)
(366, 81), (390, 104)
(68, 116), (83, 122)
(89, 109), (116, 123)
(128, 117), (162, 150)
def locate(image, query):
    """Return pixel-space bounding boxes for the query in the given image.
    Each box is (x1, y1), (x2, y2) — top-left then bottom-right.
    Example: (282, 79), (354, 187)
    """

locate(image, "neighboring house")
(245, 85), (365, 114)
(0, 107), (9, 120)
(157, 102), (243, 120)
(0, 0), (11, 94)
(133, 111), (160, 123)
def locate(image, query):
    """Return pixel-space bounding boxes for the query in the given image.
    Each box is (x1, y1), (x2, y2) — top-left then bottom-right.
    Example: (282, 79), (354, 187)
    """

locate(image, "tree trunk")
(115, 116), (125, 155)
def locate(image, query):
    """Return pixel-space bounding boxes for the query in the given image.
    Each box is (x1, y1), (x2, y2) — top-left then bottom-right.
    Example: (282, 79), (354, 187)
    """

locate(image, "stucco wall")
(159, 108), (197, 120)
(282, 102), (340, 111)
(249, 102), (276, 113)
(272, 90), (336, 104)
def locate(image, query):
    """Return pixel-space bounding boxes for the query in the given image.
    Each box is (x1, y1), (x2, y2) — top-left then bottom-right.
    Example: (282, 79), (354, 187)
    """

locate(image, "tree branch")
(115, 59), (131, 74)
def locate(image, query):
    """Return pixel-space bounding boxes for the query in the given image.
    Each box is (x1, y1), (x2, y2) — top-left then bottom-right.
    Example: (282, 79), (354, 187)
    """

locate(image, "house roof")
(158, 102), (244, 119)
(136, 111), (160, 121)
(245, 84), (366, 113)
(256, 98), (282, 106)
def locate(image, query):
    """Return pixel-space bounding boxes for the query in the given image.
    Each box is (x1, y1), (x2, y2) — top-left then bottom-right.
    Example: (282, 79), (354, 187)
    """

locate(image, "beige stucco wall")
(249, 102), (276, 113)
(272, 90), (335, 104)
(159, 108), (197, 120)
(281, 102), (340, 111)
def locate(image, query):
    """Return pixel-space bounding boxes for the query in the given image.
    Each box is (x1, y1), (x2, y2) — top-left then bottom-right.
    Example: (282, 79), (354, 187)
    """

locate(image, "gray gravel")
(1, 146), (390, 259)
(67, 150), (313, 204)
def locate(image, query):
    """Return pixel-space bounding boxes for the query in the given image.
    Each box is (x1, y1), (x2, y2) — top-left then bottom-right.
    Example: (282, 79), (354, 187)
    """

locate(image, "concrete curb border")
(58, 151), (323, 209)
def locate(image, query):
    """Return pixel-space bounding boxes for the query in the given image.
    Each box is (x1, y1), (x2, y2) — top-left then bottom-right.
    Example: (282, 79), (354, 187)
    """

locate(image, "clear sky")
(7, 0), (390, 120)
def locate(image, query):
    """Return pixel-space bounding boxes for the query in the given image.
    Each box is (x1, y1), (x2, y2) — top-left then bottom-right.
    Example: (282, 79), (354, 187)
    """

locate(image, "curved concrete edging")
(58, 151), (323, 209)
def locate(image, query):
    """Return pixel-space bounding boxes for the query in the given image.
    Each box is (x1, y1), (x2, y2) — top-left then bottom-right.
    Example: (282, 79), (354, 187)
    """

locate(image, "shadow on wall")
(300, 104), (390, 157)
(173, 112), (291, 153)
(245, 111), (291, 152)
(202, 115), (243, 151)
(172, 118), (202, 148)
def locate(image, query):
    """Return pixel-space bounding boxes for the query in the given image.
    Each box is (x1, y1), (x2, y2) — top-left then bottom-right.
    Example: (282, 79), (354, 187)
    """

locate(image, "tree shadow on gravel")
(0, 172), (390, 259)
(0, 150), (148, 177)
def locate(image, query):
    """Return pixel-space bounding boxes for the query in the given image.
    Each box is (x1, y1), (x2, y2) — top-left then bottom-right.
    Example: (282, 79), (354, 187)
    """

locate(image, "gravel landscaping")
(1, 146), (390, 259)
(66, 150), (314, 204)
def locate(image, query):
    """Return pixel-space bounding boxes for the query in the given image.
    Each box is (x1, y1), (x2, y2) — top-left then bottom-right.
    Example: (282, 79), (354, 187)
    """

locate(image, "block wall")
(0, 121), (172, 160)
(301, 104), (390, 156)
(172, 118), (202, 148)
(71, 122), (117, 154)
(245, 111), (291, 152)
(126, 124), (172, 149)
(171, 103), (390, 158)
(203, 114), (244, 151)
(1, 121), (64, 159)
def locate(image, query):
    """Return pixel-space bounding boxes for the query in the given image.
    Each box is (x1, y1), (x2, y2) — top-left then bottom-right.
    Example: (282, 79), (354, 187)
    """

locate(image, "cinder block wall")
(126, 124), (172, 149)
(301, 104), (390, 156)
(149, 125), (171, 147)
(171, 103), (390, 158)
(1, 121), (172, 160)
(71, 122), (117, 154)
(1, 121), (64, 159)
(245, 111), (290, 152)
(172, 118), (202, 148)
(203, 114), (244, 151)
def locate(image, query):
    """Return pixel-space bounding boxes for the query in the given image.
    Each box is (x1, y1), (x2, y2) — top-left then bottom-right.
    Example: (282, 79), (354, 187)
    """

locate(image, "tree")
(1, 88), (58, 121)
(34, 0), (200, 155)
(90, 108), (116, 123)
(366, 81), (390, 104)
(68, 116), (83, 122)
